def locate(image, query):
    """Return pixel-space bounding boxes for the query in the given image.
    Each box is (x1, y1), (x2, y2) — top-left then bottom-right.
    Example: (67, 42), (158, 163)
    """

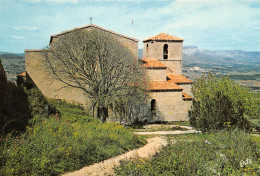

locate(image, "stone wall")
(178, 84), (192, 96)
(142, 38), (191, 121)
(143, 41), (183, 74)
(160, 60), (182, 75)
(25, 27), (138, 109)
(51, 27), (138, 58)
(25, 50), (90, 107)
(146, 69), (167, 81)
(149, 91), (191, 121)
(143, 41), (183, 60)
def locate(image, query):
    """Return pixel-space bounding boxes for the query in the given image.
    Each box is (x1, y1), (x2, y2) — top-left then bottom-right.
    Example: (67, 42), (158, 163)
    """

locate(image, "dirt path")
(62, 136), (168, 176)
(63, 125), (200, 176)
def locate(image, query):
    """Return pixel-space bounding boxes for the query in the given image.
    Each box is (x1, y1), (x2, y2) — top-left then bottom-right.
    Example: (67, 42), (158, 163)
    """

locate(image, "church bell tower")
(143, 33), (184, 75)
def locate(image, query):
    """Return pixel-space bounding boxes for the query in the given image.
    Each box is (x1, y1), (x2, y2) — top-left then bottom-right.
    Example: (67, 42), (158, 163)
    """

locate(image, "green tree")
(42, 30), (146, 122)
(189, 73), (258, 132)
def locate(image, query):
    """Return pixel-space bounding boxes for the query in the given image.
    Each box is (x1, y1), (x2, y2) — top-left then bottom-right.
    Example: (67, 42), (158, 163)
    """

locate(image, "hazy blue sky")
(0, 0), (259, 53)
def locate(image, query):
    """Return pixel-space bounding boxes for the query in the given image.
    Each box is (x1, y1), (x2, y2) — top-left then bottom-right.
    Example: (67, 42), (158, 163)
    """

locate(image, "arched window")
(151, 99), (156, 111)
(163, 44), (168, 59)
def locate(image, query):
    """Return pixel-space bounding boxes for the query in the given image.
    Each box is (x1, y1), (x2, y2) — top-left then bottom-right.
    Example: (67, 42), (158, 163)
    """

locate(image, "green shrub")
(114, 130), (260, 176)
(47, 98), (93, 123)
(26, 88), (49, 118)
(24, 88), (52, 126)
(0, 84), (52, 134)
(0, 82), (30, 133)
(0, 107), (145, 175)
(57, 107), (93, 123)
(47, 98), (85, 110)
(189, 73), (258, 132)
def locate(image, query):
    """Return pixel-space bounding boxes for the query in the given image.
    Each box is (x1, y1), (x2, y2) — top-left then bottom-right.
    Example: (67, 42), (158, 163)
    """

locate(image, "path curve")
(62, 136), (168, 176)
(143, 124), (194, 130)
(134, 129), (201, 135)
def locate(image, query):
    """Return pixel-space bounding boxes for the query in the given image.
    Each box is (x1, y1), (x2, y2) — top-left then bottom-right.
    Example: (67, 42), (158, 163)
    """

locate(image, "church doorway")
(151, 99), (157, 118)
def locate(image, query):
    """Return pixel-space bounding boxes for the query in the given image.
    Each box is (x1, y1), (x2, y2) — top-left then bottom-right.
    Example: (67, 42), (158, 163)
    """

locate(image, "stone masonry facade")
(24, 24), (138, 108)
(24, 24), (192, 121)
(142, 33), (193, 121)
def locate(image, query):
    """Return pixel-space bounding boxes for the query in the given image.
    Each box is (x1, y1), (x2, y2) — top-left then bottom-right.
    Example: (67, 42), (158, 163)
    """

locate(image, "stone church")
(22, 24), (192, 121)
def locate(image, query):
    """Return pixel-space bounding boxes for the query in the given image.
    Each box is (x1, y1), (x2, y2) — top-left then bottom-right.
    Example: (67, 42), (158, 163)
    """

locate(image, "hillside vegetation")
(0, 88), (145, 175)
(115, 131), (260, 175)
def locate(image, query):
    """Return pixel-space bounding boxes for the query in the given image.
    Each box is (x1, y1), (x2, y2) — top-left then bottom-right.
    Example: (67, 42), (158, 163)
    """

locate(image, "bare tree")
(42, 30), (146, 122)
(111, 82), (150, 124)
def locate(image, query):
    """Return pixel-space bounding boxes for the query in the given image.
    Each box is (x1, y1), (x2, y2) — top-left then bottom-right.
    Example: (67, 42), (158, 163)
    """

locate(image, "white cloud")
(24, 0), (79, 4)
(11, 35), (25, 40)
(4, 0), (259, 52)
(24, 0), (41, 2)
(14, 26), (39, 31)
(134, 0), (260, 50)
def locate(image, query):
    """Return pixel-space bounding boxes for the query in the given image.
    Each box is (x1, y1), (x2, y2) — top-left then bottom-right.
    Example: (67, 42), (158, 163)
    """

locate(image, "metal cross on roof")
(89, 17), (93, 24)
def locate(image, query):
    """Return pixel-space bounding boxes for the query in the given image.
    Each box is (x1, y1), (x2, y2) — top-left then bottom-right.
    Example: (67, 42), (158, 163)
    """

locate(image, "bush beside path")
(63, 125), (201, 176)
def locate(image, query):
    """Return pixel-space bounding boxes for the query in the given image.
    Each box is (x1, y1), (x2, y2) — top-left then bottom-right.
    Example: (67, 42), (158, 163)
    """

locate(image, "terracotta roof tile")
(167, 74), (193, 84)
(17, 72), (26, 77)
(149, 81), (183, 91)
(182, 92), (193, 100)
(143, 33), (184, 42)
(142, 58), (167, 69)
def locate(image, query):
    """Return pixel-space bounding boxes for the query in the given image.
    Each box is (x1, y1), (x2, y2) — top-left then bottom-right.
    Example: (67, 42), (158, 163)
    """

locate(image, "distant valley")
(0, 52), (25, 82)
(1, 47), (259, 91)
(182, 46), (260, 91)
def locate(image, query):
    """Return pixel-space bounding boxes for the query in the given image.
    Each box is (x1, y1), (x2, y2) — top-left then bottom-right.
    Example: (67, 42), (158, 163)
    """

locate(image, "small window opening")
(146, 44), (149, 58)
(151, 99), (156, 111)
(163, 44), (168, 59)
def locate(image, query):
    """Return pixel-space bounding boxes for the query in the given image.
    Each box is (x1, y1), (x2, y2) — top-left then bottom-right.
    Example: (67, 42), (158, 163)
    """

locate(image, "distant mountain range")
(2, 47), (259, 64)
(1, 47), (259, 90)
(182, 46), (260, 66)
